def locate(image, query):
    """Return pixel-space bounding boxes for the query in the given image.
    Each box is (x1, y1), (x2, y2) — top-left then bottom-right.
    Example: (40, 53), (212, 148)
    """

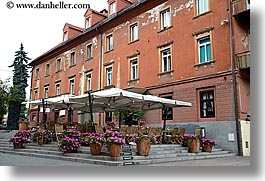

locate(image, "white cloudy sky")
(0, 0), (107, 82)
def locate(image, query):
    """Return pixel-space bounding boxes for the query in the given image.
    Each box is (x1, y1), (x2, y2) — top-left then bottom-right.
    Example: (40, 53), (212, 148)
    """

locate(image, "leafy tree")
(0, 79), (10, 125)
(7, 43), (30, 130)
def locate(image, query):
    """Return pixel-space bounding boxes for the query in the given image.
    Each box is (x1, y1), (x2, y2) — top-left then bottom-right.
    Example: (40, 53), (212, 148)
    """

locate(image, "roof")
(63, 23), (84, 32)
(29, 0), (166, 66)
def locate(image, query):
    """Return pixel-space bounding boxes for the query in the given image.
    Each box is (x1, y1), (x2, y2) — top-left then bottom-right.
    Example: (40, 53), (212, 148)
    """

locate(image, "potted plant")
(10, 130), (31, 149)
(18, 120), (29, 131)
(58, 137), (81, 153)
(87, 133), (105, 155)
(131, 133), (157, 156)
(201, 137), (217, 153)
(34, 130), (52, 145)
(104, 130), (125, 157)
(138, 120), (146, 129)
(79, 133), (91, 146)
(183, 134), (201, 154)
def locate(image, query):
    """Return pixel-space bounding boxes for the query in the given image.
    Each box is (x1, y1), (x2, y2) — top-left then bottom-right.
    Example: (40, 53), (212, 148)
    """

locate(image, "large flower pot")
(187, 139), (200, 154)
(13, 142), (24, 149)
(19, 123), (28, 131)
(109, 144), (121, 157)
(90, 143), (102, 155)
(202, 145), (213, 153)
(137, 139), (151, 156)
(37, 136), (44, 145)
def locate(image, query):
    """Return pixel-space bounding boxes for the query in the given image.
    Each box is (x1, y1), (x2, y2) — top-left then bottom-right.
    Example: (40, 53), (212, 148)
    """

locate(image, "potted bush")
(104, 130), (125, 157)
(131, 133), (157, 156)
(201, 137), (217, 153)
(87, 133), (105, 155)
(183, 134), (201, 154)
(79, 133), (91, 146)
(58, 137), (81, 153)
(10, 130), (31, 149)
(34, 130), (52, 145)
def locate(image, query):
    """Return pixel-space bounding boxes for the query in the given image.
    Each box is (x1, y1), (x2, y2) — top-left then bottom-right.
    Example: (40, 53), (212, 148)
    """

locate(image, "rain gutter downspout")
(228, 0), (241, 156)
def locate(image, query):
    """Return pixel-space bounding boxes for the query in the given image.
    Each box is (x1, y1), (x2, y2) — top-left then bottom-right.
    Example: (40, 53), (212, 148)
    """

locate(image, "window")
(45, 64), (50, 76)
(106, 67), (112, 86)
(130, 59), (138, 80)
(69, 79), (75, 95)
(56, 59), (61, 72)
(87, 44), (93, 59)
(86, 73), (92, 91)
(34, 89), (38, 100)
(130, 23), (138, 42)
(196, 0), (209, 15)
(109, 2), (116, 15)
(198, 37), (211, 63)
(63, 31), (68, 42)
(162, 96), (173, 120)
(85, 17), (91, 29)
(160, 8), (171, 30)
(44, 86), (49, 98)
(106, 34), (113, 52)
(35, 68), (39, 80)
(70, 52), (75, 66)
(199, 89), (215, 118)
(161, 48), (171, 72)
(55, 83), (60, 96)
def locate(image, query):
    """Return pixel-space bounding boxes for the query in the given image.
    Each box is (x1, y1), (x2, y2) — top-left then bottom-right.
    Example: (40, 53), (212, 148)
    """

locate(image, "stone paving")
(0, 152), (250, 166)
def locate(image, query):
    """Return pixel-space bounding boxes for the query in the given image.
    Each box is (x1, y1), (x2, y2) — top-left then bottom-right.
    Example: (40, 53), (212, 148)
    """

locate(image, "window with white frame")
(57, 59), (61, 72)
(87, 44), (93, 59)
(160, 8), (171, 30)
(85, 17), (91, 29)
(69, 78), (75, 95)
(199, 89), (215, 118)
(45, 64), (50, 76)
(130, 23), (138, 42)
(44, 86), (49, 98)
(86, 73), (92, 91)
(106, 67), (112, 86)
(198, 36), (211, 63)
(34, 89), (38, 100)
(106, 34), (113, 52)
(109, 2), (116, 15)
(70, 52), (75, 66)
(55, 83), (60, 96)
(161, 48), (171, 72)
(63, 31), (68, 42)
(35, 68), (39, 80)
(130, 59), (138, 80)
(196, 0), (209, 15)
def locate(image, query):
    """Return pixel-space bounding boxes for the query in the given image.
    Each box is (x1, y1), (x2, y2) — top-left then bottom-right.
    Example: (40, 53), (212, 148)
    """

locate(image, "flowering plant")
(58, 137), (81, 153)
(180, 134), (201, 146)
(138, 120), (146, 126)
(201, 137), (217, 147)
(10, 130), (31, 144)
(33, 130), (52, 143)
(79, 133), (91, 146)
(104, 130), (125, 147)
(131, 133), (157, 144)
(87, 133), (105, 146)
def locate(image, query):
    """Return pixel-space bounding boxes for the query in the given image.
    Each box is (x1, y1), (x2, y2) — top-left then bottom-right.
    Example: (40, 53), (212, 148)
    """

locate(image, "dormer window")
(85, 17), (91, 29)
(63, 31), (68, 42)
(110, 2), (116, 15)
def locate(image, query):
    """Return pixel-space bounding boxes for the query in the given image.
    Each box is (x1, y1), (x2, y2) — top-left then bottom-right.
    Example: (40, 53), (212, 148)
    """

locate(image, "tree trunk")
(7, 101), (21, 130)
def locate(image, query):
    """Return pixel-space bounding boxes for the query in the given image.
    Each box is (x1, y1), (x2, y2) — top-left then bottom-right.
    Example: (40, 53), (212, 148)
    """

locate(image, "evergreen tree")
(7, 43), (30, 130)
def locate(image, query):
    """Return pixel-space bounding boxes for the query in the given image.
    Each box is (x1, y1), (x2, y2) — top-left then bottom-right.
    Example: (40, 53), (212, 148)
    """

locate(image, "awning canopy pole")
(88, 91), (95, 133)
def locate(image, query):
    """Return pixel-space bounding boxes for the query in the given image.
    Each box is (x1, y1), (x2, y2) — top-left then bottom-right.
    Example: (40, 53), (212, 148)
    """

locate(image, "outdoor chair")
(195, 127), (201, 136)
(29, 121), (38, 131)
(55, 123), (64, 141)
(147, 127), (156, 136)
(155, 127), (163, 144)
(166, 128), (179, 144)
(119, 125), (128, 133)
(176, 127), (186, 144)
(125, 126), (138, 144)
(95, 126), (104, 133)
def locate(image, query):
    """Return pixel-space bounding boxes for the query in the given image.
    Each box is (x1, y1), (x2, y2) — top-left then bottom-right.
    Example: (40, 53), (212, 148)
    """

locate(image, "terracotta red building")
(29, 0), (250, 155)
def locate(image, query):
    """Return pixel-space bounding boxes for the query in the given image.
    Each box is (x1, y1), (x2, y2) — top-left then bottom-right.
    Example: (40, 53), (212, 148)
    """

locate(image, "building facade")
(29, 0), (250, 155)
